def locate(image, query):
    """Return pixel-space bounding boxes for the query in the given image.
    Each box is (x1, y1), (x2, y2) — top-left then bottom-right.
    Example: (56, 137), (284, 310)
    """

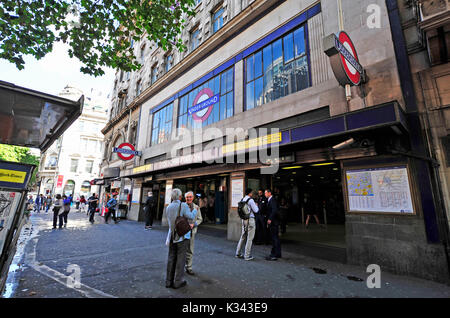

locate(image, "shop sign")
(113, 143), (141, 161)
(323, 31), (364, 86)
(188, 88), (219, 122)
(222, 132), (282, 155)
(231, 178), (244, 208)
(103, 167), (121, 178)
(0, 161), (34, 190)
(132, 164), (152, 175)
(55, 175), (64, 188)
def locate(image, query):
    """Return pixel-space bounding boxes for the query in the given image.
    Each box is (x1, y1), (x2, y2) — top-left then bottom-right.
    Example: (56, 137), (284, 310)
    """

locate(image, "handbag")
(174, 203), (191, 238)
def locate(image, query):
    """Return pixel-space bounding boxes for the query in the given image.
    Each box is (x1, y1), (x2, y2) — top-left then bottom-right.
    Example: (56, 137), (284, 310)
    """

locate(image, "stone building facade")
(100, 0), (450, 283)
(38, 85), (109, 198)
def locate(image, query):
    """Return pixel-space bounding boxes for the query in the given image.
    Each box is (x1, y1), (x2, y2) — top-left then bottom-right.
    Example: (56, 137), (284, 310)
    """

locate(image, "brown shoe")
(185, 268), (195, 275)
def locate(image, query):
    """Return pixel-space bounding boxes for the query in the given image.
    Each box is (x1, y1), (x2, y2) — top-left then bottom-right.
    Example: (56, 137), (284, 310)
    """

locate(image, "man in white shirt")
(235, 188), (259, 261)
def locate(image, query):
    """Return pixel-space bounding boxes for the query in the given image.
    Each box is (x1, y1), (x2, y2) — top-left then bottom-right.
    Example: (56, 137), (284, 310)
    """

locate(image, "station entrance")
(174, 175), (228, 225)
(247, 161), (346, 249)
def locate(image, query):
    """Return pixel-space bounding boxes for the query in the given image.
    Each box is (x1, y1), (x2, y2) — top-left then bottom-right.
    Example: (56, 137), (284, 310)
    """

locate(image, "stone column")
(227, 171), (246, 241)
(234, 59), (244, 115)
(161, 180), (173, 226)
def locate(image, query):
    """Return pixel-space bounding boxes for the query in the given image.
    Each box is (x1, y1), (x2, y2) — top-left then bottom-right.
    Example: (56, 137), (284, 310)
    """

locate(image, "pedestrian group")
(27, 187), (285, 290)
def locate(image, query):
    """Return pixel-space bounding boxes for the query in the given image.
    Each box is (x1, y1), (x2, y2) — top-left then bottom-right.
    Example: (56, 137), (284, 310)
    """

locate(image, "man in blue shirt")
(165, 188), (197, 289)
(105, 194), (118, 224)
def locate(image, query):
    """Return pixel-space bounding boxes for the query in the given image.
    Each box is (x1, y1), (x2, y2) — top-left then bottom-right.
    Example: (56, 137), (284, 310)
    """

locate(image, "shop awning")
(0, 80), (83, 152)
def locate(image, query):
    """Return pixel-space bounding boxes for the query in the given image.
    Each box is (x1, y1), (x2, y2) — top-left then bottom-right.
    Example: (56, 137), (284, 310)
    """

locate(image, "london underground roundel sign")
(338, 32), (361, 85)
(323, 31), (364, 86)
(113, 143), (140, 161)
(188, 88), (219, 122)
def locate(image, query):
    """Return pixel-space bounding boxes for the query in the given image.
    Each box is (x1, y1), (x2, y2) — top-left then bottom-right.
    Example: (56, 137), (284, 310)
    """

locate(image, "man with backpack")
(235, 188), (259, 261)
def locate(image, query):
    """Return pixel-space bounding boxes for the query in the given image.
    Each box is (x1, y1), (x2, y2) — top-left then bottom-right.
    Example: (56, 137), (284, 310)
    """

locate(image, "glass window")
(244, 25), (309, 110)
(263, 45), (273, 104)
(283, 33), (294, 63)
(70, 159), (78, 173)
(177, 67), (234, 132)
(151, 103), (173, 146)
(136, 80), (142, 96)
(294, 27), (306, 57)
(254, 51), (262, 79)
(246, 81), (255, 110)
(165, 54), (173, 73)
(212, 8), (224, 34)
(246, 54), (254, 82)
(191, 28), (200, 51)
(151, 65), (158, 84)
(85, 160), (94, 173)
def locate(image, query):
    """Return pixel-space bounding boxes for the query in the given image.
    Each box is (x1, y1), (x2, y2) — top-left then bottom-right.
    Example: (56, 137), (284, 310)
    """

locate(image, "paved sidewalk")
(3, 209), (450, 298)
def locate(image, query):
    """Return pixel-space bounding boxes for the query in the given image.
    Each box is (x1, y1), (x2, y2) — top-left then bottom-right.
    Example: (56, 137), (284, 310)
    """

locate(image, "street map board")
(345, 165), (414, 214)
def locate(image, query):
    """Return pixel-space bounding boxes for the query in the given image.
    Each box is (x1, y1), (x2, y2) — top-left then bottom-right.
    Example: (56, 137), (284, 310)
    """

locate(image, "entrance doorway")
(141, 182), (166, 221)
(267, 161), (346, 249)
(174, 175), (228, 225)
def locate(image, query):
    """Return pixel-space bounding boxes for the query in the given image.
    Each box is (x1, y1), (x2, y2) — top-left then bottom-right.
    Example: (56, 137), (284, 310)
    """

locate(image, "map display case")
(343, 163), (416, 215)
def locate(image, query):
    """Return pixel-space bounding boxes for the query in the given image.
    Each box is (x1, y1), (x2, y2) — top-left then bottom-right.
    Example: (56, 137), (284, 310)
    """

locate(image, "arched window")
(80, 180), (91, 195)
(110, 134), (125, 161)
(63, 180), (75, 197)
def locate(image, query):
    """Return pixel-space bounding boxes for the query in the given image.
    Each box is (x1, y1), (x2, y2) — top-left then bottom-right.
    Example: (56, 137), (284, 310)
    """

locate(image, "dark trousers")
(58, 211), (68, 228)
(166, 239), (189, 287)
(270, 224), (281, 258)
(254, 213), (266, 244)
(89, 206), (96, 223)
(145, 208), (154, 227)
(200, 207), (207, 221)
(52, 209), (59, 228)
(105, 208), (117, 223)
(207, 206), (215, 223)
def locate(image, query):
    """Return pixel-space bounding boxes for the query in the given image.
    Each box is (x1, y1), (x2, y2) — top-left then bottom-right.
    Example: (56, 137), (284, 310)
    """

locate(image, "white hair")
(171, 188), (182, 201)
(185, 191), (194, 198)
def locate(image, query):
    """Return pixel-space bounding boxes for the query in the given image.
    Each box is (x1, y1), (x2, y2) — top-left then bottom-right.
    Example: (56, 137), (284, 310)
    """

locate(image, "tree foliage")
(0, 0), (196, 76)
(0, 144), (40, 186)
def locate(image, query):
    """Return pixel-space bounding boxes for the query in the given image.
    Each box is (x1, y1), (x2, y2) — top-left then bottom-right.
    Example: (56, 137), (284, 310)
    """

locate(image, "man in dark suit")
(144, 191), (156, 230)
(265, 189), (281, 261)
(254, 189), (267, 245)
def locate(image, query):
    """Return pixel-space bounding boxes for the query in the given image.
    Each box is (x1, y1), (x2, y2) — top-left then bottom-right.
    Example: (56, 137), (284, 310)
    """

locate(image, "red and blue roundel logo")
(188, 88), (220, 122)
(338, 31), (361, 86)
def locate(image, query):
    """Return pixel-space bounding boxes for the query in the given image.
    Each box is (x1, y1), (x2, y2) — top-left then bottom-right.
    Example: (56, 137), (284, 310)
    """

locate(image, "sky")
(0, 41), (116, 97)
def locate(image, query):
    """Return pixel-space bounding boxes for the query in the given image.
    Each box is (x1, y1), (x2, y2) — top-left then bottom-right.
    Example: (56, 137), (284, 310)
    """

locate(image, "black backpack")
(237, 198), (252, 220)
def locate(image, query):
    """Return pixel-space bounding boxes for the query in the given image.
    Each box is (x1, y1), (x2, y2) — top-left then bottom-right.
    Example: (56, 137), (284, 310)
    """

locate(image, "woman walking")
(52, 194), (63, 229)
(80, 195), (87, 214)
(61, 195), (71, 228)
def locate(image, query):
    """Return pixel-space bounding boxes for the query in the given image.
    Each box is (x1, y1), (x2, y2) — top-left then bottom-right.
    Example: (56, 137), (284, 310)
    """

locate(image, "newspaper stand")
(0, 161), (35, 291)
